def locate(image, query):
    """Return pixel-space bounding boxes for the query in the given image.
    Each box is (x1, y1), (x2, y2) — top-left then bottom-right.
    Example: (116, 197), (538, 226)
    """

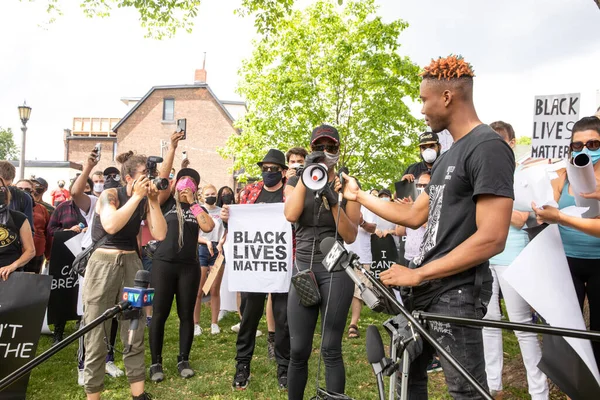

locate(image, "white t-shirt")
(199, 206), (226, 243)
(345, 206), (376, 264)
(404, 225), (426, 262)
(81, 195), (98, 248)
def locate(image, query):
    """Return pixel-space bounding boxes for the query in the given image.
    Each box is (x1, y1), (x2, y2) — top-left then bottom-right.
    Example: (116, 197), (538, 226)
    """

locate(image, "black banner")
(370, 235), (401, 279)
(47, 230), (79, 325)
(0, 272), (52, 400)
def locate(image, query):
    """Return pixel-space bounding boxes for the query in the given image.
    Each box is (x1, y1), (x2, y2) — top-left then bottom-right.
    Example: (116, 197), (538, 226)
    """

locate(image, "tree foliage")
(0, 127), (20, 161)
(29, 0), (295, 38)
(516, 136), (532, 145)
(219, 0), (424, 188)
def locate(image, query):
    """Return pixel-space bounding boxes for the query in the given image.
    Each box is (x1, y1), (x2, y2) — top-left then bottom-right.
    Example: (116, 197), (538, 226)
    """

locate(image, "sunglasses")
(20, 188), (33, 193)
(312, 144), (339, 153)
(104, 174), (121, 181)
(35, 187), (45, 194)
(570, 140), (600, 152)
(261, 166), (282, 173)
(416, 183), (428, 188)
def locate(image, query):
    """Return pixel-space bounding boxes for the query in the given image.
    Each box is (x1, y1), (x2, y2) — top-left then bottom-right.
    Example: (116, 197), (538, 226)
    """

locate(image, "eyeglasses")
(261, 166), (282, 173)
(570, 140), (600, 152)
(104, 174), (121, 181)
(416, 183), (428, 188)
(312, 144), (339, 153)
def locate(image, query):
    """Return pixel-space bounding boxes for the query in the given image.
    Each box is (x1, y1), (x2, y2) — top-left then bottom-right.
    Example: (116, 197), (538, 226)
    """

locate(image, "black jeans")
(287, 260), (354, 400)
(149, 259), (200, 363)
(235, 291), (290, 374)
(567, 256), (600, 371)
(407, 286), (489, 400)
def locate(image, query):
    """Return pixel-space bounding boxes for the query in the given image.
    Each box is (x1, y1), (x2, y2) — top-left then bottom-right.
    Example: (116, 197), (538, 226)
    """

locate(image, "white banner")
(225, 203), (293, 293)
(531, 93), (580, 159)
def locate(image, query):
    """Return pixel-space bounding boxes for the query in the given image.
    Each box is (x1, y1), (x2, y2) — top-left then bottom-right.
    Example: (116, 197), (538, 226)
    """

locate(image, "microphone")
(337, 166), (349, 204)
(366, 325), (387, 400)
(319, 237), (381, 311)
(122, 270), (153, 353)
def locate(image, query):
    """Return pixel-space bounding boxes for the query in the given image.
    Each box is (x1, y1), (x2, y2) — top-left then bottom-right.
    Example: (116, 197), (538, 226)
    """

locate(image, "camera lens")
(153, 177), (169, 190)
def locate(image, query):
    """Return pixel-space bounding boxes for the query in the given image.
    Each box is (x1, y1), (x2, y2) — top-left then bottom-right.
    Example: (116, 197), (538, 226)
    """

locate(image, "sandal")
(348, 324), (359, 339)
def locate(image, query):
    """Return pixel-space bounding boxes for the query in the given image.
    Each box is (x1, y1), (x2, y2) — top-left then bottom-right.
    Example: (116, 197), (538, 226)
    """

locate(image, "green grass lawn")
(24, 301), (558, 399)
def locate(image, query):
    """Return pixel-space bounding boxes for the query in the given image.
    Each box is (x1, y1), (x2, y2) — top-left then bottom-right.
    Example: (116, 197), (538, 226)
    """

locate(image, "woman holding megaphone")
(284, 124), (360, 400)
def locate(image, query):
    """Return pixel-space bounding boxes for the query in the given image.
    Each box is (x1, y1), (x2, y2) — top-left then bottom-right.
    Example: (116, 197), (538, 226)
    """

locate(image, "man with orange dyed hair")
(342, 55), (515, 399)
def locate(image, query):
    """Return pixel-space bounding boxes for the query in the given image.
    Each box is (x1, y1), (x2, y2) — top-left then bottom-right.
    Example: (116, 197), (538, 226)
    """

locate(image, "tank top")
(92, 186), (146, 251)
(558, 181), (600, 259)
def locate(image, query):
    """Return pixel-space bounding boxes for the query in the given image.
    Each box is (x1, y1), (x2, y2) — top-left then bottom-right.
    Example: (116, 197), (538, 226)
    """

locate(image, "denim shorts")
(198, 241), (219, 267)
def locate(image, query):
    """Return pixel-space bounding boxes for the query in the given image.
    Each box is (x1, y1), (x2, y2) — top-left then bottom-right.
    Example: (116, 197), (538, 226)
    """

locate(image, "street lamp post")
(17, 101), (32, 180)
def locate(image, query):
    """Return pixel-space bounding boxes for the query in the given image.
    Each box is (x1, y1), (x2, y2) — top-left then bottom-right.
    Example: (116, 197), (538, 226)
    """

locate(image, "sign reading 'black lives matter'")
(225, 203), (293, 293)
(532, 93), (580, 159)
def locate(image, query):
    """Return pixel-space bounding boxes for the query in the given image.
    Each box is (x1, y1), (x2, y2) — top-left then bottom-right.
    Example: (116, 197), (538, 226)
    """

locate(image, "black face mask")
(262, 171), (282, 188)
(103, 178), (121, 190)
(58, 183), (65, 188)
(35, 188), (45, 195)
(85, 191), (93, 196)
(205, 196), (217, 205)
(221, 193), (234, 205)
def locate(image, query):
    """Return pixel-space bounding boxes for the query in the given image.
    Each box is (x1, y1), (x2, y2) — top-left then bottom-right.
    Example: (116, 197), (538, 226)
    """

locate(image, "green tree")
(516, 136), (532, 145)
(29, 0), (294, 38)
(0, 127), (19, 161)
(219, 0), (424, 188)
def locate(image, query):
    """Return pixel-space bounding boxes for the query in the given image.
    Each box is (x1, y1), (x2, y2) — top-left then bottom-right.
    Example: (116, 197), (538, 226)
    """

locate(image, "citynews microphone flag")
(225, 203), (293, 293)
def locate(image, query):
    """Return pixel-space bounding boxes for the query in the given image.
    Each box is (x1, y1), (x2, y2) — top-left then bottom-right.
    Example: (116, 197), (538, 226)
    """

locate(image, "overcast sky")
(1, 0), (599, 161)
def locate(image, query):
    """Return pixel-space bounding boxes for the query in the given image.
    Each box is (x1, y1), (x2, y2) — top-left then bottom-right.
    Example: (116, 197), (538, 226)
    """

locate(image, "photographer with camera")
(81, 151), (167, 400)
(284, 125), (360, 399)
(342, 56), (514, 398)
(149, 131), (214, 382)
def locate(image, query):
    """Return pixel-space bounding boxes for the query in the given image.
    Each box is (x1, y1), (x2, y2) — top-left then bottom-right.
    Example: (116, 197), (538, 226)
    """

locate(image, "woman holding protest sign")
(149, 131), (214, 383)
(284, 125), (360, 399)
(0, 178), (35, 281)
(534, 116), (600, 372)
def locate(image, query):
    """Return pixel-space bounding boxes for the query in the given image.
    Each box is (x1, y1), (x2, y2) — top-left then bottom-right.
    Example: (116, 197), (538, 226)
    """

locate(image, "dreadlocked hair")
(173, 190), (185, 251)
(421, 55), (475, 80)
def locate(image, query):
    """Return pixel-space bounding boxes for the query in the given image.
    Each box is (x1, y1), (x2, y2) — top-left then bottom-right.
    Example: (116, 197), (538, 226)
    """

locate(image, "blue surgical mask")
(572, 148), (600, 165)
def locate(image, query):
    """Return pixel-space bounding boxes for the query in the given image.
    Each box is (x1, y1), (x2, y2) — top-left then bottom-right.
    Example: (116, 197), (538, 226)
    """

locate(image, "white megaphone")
(301, 163), (329, 191)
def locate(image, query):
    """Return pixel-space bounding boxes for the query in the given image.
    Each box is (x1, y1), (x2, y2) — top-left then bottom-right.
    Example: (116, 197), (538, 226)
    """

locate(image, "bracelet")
(190, 203), (204, 217)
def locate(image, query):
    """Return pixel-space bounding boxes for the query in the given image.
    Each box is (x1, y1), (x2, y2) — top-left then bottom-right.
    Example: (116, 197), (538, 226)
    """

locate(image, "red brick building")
(65, 68), (244, 191)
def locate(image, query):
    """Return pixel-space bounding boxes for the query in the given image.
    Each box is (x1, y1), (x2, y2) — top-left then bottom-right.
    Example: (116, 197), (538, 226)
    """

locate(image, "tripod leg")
(400, 348), (410, 400)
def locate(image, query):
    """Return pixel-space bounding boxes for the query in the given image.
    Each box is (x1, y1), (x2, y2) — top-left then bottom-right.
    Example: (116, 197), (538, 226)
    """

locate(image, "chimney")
(194, 52), (207, 84)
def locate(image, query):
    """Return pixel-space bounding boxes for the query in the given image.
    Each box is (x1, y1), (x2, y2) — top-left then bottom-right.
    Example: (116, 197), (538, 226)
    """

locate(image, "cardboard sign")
(202, 253), (224, 295)
(531, 93), (580, 159)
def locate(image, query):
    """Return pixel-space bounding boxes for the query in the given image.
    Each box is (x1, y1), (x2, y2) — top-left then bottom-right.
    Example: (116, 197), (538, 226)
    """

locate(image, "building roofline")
(113, 84), (236, 132)
(9, 160), (83, 170)
(221, 100), (247, 106)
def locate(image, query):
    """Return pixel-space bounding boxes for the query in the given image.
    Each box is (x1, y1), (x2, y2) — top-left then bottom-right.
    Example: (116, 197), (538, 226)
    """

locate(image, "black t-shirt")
(0, 210), (27, 268)
(404, 161), (430, 179)
(255, 185), (284, 204)
(409, 124), (515, 310)
(153, 196), (206, 264)
(287, 176), (346, 264)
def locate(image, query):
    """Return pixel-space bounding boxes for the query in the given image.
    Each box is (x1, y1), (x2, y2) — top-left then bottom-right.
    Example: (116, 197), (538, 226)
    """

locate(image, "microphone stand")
(0, 301), (131, 393)
(356, 264), (600, 400)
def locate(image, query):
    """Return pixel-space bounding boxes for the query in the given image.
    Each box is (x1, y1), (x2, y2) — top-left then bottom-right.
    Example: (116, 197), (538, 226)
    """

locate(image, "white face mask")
(93, 183), (104, 193)
(323, 152), (339, 168)
(422, 148), (438, 164)
(417, 187), (425, 196)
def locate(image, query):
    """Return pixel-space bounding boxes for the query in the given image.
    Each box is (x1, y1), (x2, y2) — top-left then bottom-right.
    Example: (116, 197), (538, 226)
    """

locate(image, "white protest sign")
(531, 93), (580, 159)
(503, 224), (600, 385)
(225, 203), (293, 293)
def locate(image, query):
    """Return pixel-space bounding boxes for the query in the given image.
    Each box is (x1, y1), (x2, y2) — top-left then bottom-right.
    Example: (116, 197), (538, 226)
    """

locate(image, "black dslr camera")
(146, 156), (169, 190)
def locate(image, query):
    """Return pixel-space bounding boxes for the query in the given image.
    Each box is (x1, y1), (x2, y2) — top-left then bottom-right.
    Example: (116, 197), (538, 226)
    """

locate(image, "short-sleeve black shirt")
(287, 175), (346, 264)
(409, 124), (515, 309)
(404, 161), (430, 179)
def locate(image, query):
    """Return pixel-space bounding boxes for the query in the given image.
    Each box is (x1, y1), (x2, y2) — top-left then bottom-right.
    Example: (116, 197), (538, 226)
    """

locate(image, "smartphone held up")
(177, 118), (187, 140)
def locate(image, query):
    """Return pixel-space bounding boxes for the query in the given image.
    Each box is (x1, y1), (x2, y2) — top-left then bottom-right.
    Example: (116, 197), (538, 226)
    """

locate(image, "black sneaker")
(132, 392), (153, 400)
(177, 359), (195, 378)
(232, 363), (250, 390)
(149, 364), (164, 383)
(278, 372), (288, 390)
